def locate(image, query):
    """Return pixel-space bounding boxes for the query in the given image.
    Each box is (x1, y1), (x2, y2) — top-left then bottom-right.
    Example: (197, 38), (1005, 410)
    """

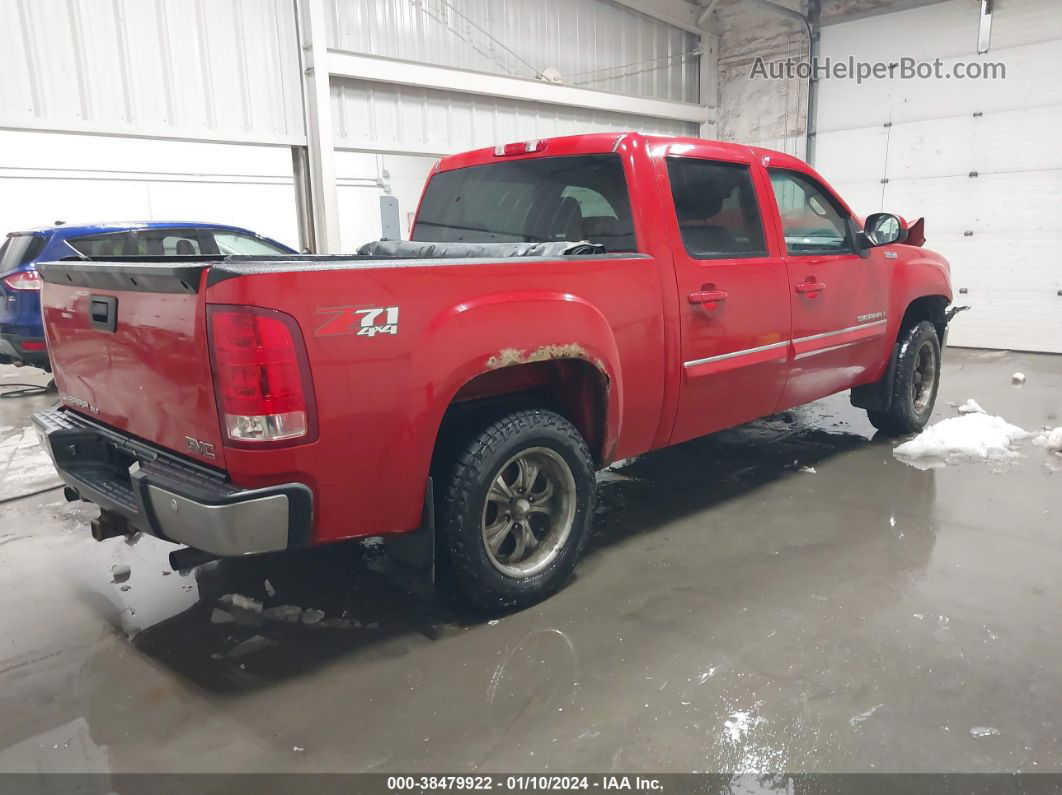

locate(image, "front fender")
(407, 290), (623, 468)
(894, 247), (953, 307)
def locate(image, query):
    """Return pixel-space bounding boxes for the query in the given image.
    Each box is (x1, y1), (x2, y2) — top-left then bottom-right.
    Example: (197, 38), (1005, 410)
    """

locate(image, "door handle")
(688, 289), (728, 306)
(795, 279), (826, 297)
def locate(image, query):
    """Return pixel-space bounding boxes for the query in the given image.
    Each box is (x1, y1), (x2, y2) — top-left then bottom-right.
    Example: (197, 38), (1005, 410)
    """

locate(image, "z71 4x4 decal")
(315, 306), (399, 338)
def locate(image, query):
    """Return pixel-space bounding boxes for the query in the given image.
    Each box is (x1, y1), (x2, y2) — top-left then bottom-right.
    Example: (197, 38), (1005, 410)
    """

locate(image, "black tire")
(867, 320), (942, 436)
(436, 408), (596, 612)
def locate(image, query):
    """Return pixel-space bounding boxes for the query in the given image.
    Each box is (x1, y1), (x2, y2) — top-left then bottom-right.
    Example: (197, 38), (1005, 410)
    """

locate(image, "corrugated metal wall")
(327, 0), (699, 104)
(332, 78), (697, 154)
(0, 0), (304, 144)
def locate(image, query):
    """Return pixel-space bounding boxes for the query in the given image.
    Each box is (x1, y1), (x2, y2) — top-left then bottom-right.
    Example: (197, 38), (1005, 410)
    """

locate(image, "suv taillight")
(2, 269), (42, 291)
(207, 305), (317, 445)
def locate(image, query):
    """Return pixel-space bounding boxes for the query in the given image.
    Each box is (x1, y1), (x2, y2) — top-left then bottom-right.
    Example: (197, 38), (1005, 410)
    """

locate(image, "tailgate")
(37, 259), (226, 468)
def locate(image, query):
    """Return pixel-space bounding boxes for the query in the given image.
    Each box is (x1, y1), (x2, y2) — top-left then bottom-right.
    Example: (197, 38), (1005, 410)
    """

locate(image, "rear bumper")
(0, 332), (49, 368)
(33, 408), (313, 556)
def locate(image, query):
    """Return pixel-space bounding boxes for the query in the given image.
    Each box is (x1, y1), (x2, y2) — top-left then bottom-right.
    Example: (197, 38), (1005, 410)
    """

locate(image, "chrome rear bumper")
(33, 408), (312, 556)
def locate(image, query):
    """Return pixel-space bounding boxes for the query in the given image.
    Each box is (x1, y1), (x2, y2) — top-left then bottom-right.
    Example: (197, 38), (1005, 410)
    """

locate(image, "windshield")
(0, 234), (46, 270)
(413, 154), (637, 252)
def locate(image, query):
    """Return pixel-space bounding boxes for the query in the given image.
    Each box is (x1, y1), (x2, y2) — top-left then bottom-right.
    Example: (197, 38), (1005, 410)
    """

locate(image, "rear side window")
(67, 232), (133, 257)
(211, 231), (290, 255)
(666, 158), (766, 259)
(0, 234), (46, 269)
(131, 229), (208, 255)
(413, 155), (637, 253)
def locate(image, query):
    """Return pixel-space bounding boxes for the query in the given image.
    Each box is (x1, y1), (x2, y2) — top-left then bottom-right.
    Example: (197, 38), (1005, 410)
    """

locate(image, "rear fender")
(410, 291), (623, 468)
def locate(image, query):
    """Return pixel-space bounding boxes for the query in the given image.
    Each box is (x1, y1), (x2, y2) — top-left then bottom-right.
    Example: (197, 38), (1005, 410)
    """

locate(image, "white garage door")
(814, 0), (1062, 353)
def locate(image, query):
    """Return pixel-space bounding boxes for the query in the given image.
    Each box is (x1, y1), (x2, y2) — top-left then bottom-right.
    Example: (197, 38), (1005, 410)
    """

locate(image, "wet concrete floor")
(0, 350), (1059, 774)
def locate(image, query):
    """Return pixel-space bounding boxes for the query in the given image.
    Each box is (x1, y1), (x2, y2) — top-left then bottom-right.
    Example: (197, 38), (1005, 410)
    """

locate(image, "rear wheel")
(867, 320), (941, 435)
(437, 408), (595, 611)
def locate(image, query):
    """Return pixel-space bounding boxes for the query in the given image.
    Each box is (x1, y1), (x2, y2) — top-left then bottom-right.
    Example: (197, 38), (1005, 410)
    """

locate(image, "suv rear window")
(413, 155), (637, 252)
(68, 232), (132, 257)
(0, 234), (46, 269)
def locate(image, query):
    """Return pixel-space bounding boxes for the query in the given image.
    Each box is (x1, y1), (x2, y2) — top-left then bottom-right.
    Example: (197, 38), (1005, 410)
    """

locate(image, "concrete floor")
(0, 349), (1059, 775)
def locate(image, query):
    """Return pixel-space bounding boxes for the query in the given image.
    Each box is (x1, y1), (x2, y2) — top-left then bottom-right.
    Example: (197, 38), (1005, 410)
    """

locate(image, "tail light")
(19, 340), (46, 351)
(2, 269), (42, 291)
(207, 305), (317, 446)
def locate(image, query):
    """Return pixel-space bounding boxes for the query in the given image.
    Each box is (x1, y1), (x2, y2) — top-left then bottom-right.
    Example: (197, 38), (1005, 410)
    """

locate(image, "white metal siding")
(0, 0), (305, 144)
(332, 78), (698, 155)
(326, 0), (699, 104)
(815, 0), (1062, 353)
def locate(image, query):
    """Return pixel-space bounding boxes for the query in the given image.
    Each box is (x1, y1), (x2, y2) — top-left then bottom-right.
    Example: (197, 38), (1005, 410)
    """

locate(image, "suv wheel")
(437, 408), (595, 611)
(867, 320), (942, 436)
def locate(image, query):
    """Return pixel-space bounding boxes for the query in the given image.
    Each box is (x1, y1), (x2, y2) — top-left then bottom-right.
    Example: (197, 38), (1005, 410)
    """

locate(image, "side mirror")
(862, 212), (908, 247)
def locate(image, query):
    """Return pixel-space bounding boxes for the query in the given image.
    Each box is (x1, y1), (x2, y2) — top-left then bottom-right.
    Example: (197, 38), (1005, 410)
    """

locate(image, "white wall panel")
(816, 0), (1062, 353)
(815, 40), (1062, 134)
(327, 0), (699, 104)
(0, 0), (304, 144)
(332, 78), (698, 155)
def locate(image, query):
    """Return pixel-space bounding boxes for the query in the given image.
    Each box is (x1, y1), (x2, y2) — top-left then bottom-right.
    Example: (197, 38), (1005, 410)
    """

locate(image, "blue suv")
(0, 221), (296, 371)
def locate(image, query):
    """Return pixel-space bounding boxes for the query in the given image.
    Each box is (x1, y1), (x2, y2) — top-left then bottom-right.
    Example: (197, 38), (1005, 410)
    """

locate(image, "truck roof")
(434, 131), (812, 175)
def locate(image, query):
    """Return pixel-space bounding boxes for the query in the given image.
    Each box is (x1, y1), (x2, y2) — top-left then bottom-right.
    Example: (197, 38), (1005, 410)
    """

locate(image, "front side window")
(212, 232), (290, 255)
(769, 170), (852, 254)
(413, 155), (637, 252)
(666, 158), (767, 259)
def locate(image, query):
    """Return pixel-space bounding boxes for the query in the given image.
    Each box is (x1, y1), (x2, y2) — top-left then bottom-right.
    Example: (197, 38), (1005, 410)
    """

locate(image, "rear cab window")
(666, 158), (767, 259)
(413, 154), (637, 253)
(0, 234), (47, 271)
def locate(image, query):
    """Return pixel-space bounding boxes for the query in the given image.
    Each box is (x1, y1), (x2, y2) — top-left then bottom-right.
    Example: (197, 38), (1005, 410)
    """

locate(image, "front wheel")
(867, 320), (942, 436)
(437, 409), (596, 612)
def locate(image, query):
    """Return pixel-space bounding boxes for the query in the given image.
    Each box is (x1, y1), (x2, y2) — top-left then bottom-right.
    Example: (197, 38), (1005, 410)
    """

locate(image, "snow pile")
(1011, 372), (1026, 385)
(0, 427), (59, 500)
(894, 412), (1028, 469)
(957, 399), (985, 415)
(1035, 427), (1062, 455)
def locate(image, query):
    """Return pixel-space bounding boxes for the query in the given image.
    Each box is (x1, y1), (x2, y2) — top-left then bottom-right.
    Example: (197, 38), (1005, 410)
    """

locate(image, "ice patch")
(220, 593), (263, 613)
(894, 413), (1028, 470)
(724, 711), (760, 743)
(696, 667), (717, 685)
(0, 427), (60, 498)
(262, 605), (303, 623)
(970, 726), (1000, 738)
(228, 634), (276, 659)
(957, 399), (985, 415)
(849, 704), (884, 727)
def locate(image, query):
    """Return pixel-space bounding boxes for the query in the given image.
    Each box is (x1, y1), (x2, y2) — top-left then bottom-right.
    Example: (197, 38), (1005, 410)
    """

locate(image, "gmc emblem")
(185, 436), (217, 459)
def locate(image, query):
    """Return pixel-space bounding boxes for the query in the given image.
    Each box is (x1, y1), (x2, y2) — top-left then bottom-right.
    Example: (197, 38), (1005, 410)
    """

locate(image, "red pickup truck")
(34, 132), (955, 610)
